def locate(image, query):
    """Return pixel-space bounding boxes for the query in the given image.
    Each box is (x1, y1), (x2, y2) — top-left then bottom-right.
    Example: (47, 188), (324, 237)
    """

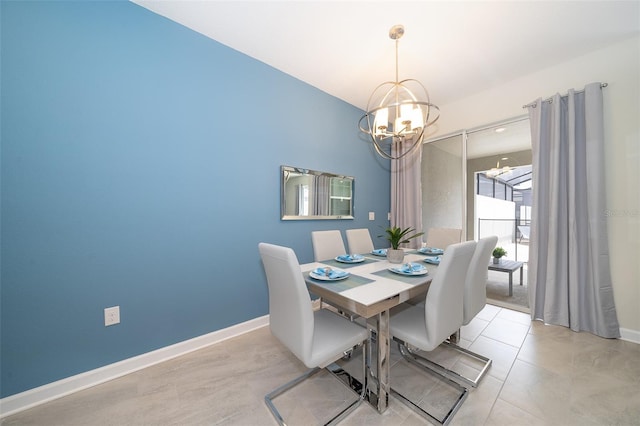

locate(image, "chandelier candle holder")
(358, 25), (440, 160)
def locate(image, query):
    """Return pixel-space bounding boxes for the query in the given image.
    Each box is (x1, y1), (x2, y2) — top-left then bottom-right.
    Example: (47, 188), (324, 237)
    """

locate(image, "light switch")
(369, 212), (375, 220)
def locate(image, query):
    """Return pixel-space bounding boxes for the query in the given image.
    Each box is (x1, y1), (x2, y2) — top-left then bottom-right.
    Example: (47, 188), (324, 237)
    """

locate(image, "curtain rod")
(522, 83), (608, 109)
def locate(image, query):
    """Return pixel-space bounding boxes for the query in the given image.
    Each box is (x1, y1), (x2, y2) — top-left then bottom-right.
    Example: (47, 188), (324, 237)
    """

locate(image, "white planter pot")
(387, 249), (405, 264)
(493, 257), (500, 264)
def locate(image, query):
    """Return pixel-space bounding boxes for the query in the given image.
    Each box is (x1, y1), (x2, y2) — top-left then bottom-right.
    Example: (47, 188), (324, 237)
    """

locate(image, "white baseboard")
(0, 315), (269, 418)
(620, 327), (640, 344)
(3, 312), (635, 418)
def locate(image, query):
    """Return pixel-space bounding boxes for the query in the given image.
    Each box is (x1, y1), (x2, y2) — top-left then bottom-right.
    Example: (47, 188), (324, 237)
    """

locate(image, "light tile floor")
(2, 305), (640, 425)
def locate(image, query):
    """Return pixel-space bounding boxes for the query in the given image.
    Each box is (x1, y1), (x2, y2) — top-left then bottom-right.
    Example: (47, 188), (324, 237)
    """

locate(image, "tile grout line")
(481, 307), (534, 425)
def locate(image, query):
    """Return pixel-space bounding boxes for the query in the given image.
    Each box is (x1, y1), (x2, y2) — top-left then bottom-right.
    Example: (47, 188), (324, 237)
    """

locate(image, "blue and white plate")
(418, 247), (444, 255)
(389, 262), (429, 276)
(371, 249), (387, 256)
(423, 256), (441, 265)
(309, 267), (350, 281)
(335, 254), (365, 263)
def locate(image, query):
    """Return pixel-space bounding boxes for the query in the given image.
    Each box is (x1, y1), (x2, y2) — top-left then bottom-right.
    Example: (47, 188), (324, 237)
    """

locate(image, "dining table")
(301, 250), (439, 414)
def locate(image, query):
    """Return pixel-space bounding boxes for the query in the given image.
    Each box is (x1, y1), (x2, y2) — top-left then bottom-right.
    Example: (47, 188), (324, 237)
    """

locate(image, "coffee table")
(488, 260), (524, 296)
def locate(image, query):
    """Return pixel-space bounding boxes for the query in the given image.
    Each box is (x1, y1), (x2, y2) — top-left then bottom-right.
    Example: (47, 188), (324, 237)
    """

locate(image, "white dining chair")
(311, 230), (347, 261)
(463, 236), (498, 328)
(389, 240), (476, 425)
(258, 243), (368, 426)
(424, 227), (462, 249)
(441, 235), (498, 387)
(345, 228), (374, 255)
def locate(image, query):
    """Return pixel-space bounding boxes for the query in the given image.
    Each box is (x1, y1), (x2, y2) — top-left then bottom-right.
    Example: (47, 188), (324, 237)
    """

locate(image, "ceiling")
(132, 0), (640, 111)
(466, 117), (532, 159)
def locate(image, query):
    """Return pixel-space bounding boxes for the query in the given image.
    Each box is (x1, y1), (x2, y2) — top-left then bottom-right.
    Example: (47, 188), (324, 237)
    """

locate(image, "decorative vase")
(387, 249), (405, 264)
(493, 257), (500, 264)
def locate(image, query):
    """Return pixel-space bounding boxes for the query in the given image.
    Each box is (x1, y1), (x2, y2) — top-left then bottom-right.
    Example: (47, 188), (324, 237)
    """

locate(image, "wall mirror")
(281, 165), (354, 220)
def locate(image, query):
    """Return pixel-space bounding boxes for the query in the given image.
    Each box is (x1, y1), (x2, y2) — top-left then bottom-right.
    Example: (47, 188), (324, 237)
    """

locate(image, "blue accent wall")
(0, 1), (390, 397)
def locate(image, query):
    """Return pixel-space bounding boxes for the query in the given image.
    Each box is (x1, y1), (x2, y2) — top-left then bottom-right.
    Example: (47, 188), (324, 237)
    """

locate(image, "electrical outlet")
(104, 306), (120, 326)
(369, 212), (375, 220)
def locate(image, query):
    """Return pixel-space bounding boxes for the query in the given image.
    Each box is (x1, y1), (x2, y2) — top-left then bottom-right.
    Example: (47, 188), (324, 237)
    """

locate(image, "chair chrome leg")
(265, 367), (322, 426)
(398, 338), (491, 388)
(392, 342), (468, 425)
(400, 341), (491, 388)
(449, 328), (460, 344)
(391, 384), (467, 426)
(441, 339), (492, 388)
(265, 343), (367, 426)
(326, 343), (367, 424)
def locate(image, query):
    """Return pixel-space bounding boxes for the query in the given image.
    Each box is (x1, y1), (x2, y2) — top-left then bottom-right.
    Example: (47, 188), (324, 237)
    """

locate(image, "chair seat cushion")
(307, 310), (368, 368)
(390, 304), (435, 351)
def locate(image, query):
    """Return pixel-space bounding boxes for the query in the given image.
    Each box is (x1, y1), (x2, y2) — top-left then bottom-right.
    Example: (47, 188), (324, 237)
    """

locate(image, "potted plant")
(380, 226), (424, 264)
(492, 247), (507, 264)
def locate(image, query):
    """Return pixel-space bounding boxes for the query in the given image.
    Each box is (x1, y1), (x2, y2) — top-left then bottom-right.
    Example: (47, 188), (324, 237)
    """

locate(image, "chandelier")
(358, 25), (440, 160)
(486, 158), (514, 178)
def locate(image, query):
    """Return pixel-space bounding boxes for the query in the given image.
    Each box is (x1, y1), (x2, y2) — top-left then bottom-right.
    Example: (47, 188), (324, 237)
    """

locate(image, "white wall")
(422, 141), (464, 233)
(475, 195), (515, 245)
(431, 36), (640, 337)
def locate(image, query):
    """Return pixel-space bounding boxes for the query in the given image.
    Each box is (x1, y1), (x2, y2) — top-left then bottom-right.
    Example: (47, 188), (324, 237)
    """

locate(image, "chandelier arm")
(386, 139), (422, 160)
(365, 100), (435, 115)
(358, 114), (370, 134)
(371, 136), (423, 160)
(424, 104), (440, 127)
(372, 141), (394, 160)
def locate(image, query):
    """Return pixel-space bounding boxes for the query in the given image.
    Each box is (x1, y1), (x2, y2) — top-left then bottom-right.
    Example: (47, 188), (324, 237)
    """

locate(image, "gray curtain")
(391, 140), (423, 249)
(527, 82), (620, 338)
(312, 175), (330, 216)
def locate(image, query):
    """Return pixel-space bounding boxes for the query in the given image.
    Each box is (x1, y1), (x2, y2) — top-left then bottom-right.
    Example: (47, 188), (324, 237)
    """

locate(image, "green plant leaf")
(492, 247), (507, 258)
(378, 225), (424, 249)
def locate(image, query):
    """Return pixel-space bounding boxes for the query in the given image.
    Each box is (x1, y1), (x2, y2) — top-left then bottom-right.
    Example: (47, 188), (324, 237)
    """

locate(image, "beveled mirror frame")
(281, 165), (354, 220)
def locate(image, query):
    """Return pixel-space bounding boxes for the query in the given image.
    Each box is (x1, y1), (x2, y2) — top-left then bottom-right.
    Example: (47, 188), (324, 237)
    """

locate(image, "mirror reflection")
(281, 166), (354, 220)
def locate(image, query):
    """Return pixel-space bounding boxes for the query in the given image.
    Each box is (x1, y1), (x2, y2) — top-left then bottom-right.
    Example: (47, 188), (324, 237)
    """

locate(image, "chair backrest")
(425, 227), (463, 249)
(258, 243), (313, 363)
(423, 240), (477, 351)
(463, 236), (498, 325)
(311, 230), (347, 261)
(345, 228), (374, 254)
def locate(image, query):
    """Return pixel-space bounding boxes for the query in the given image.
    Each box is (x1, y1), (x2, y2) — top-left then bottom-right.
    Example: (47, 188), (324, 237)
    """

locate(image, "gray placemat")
(364, 253), (388, 260)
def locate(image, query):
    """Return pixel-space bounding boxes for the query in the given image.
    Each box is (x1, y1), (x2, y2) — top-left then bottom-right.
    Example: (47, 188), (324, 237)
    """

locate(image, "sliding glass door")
(466, 118), (532, 263)
(421, 118), (532, 252)
(421, 118), (533, 312)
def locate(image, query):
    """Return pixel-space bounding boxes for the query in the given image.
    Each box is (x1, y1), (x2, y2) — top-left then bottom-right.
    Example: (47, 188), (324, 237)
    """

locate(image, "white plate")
(371, 249), (387, 256)
(309, 270), (350, 281)
(335, 255), (365, 263)
(388, 266), (429, 276)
